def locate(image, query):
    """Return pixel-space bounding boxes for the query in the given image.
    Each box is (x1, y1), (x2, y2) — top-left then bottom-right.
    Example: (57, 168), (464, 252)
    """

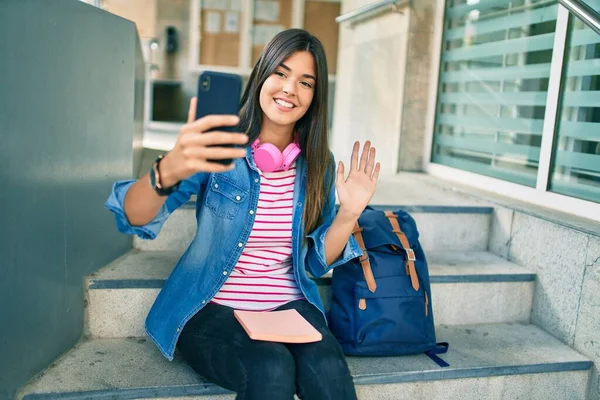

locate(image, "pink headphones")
(251, 139), (301, 172)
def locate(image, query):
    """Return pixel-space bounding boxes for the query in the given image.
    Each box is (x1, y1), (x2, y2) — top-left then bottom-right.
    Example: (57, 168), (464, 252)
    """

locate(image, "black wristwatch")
(149, 155), (180, 196)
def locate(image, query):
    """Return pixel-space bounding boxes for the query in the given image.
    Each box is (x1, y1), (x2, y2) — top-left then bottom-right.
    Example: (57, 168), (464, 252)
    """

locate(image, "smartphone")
(195, 71), (243, 165)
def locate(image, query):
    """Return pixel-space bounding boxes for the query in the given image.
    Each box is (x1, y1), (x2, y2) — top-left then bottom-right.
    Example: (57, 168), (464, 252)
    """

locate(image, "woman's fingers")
(349, 141), (360, 171)
(187, 97), (198, 124)
(193, 160), (236, 173)
(182, 146), (247, 161)
(372, 162), (381, 181)
(180, 131), (248, 148)
(168, 111), (247, 180)
(365, 147), (376, 176)
(337, 161), (345, 184)
(359, 141), (371, 172)
(349, 141), (377, 176)
(184, 114), (240, 134)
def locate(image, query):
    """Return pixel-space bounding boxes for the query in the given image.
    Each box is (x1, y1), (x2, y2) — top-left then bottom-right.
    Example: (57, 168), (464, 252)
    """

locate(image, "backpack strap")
(384, 211), (420, 291)
(425, 343), (450, 367)
(352, 222), (377, 293)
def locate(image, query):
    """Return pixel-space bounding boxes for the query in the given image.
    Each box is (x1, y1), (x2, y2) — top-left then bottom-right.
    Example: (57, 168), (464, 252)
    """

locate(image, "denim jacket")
(105, 146), (362, 360)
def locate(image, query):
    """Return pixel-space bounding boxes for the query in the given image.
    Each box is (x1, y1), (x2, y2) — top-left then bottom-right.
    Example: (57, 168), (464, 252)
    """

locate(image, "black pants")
(177, 300), (357, 400)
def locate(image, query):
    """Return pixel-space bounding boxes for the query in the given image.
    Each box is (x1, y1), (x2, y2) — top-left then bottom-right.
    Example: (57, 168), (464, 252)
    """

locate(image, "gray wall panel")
(134, 35), (146, 177)
(0, 1), (141, 398)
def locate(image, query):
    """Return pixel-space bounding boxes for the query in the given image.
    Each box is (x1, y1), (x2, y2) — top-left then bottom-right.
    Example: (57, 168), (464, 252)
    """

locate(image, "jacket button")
(223, 271), (228, 275)
(255, 178), (259, 183)
(249, 210), (254, 215)
(202, 300), (206, 304)
(176, 327), (181, 332)
(238, 242), (243, 247)
(214, 184), (218, 189)
(236, 195), (241, 201)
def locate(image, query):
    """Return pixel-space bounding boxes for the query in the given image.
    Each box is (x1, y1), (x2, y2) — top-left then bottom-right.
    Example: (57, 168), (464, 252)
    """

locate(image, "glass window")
(549, 15), (600, 203)
(431, 0), (559, 186)
(582, 0), (600, 12)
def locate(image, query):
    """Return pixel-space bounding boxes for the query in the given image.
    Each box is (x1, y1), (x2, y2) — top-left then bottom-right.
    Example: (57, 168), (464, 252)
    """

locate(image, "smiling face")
(259, 51), (317, 133)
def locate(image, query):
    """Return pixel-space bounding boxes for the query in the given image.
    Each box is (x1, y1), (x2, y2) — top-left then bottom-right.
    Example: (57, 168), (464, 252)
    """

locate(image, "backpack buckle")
(406, 249), (416, 261)
(359, 251), (369, 262)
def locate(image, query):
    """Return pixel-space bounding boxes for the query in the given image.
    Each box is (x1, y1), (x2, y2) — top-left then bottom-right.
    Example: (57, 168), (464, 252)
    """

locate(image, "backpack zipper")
(424, 291), (429, 316)
(359, 298), (367, 310)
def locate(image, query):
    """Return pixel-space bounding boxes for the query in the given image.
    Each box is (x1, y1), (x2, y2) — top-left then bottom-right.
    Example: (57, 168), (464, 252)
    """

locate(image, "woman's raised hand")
(336, 141), (380, 218)
(159, 97), (249, 187)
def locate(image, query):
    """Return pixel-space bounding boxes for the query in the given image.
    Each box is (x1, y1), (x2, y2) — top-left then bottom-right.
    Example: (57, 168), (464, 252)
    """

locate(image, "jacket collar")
(244, 145), (257, 170)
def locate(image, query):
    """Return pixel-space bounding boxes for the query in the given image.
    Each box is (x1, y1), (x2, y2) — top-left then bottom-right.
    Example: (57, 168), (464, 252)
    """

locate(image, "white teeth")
(275, 99), (294, 108)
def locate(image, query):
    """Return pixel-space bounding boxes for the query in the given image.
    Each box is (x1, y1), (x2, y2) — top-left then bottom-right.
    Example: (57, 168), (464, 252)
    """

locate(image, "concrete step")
(133, 204), (493, 253)
(18, 323), (591, 400)
(85, 250), (534, 339)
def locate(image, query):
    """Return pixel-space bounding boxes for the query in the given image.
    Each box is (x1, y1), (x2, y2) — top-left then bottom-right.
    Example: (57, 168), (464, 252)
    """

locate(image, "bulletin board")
(199, 2), (243, 67)
(251, 0), (293, 66)
(304, 1), (340, 74)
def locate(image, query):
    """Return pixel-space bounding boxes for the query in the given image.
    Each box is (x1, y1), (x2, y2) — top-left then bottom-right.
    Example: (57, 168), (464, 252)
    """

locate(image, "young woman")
(105, 28), (380, 400)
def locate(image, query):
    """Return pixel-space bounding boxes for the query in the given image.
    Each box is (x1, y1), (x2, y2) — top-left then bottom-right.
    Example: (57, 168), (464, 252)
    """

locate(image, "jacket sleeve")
(305, 158), (362, 278)
(104, 173), (208, 239)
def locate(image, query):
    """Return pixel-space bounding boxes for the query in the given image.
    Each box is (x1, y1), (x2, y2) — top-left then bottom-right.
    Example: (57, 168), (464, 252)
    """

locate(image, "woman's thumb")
(187, 97), (198, 124)
(337, 161), (345, 183)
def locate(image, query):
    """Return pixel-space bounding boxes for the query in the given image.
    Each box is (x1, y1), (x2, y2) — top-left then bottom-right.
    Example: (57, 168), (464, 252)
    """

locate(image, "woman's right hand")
(159, 97), (249, 187)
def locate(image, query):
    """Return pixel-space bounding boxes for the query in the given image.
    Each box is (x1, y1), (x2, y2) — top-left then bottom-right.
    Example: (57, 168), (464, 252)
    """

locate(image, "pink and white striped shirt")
(211, 163), (304, 311)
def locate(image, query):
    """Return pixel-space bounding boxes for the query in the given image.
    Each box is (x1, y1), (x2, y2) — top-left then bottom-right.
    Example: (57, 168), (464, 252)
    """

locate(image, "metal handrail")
(335, 0), (410, 24)
(559, 0), (600, 35)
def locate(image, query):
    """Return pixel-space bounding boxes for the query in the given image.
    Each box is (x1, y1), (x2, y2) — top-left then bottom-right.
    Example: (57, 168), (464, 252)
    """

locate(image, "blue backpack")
(327, 208), (449, 367)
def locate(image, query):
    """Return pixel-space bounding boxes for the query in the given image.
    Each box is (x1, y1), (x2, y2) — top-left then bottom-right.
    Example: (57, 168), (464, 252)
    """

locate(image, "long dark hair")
(238, 29), (334, 235)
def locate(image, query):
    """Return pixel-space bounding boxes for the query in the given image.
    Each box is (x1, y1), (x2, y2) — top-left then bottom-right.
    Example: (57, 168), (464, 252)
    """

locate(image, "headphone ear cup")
(254, 143), (283, 172)
(281, 143), (301, 170)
